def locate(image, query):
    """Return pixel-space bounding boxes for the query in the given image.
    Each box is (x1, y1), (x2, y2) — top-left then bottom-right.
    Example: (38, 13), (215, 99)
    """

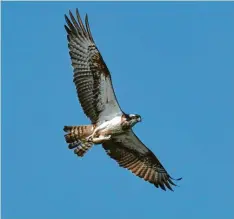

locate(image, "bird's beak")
(137, 117), (142, 122)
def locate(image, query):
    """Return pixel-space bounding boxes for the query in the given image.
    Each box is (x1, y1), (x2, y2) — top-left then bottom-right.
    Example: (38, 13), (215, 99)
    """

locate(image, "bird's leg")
(86, 133), (111, 144)
(92, 135), (111, 144)
(86, 135), (93, 142)
(85, 126), (99, 143)
(86, 124), (112, 144)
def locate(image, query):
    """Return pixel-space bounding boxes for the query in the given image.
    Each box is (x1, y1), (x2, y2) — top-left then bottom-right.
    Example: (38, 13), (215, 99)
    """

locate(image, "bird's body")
(64, 9), (181, 191)
(93, 115), (125, 137)
(93, 114), (141, 139)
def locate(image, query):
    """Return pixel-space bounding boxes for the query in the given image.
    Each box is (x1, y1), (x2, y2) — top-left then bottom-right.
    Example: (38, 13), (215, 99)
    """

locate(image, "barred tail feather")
(74, 141), (93, 157)
(63, 125), (94, 157)
(63, 125), (94, 135)
(64, 125), (94, 143)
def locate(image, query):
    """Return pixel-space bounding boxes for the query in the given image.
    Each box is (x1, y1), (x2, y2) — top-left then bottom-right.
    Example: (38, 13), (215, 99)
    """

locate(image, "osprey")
(64, 9), (181, 191)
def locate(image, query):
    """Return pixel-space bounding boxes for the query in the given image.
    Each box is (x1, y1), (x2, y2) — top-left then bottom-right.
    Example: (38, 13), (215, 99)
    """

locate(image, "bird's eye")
(125, 114), (131, 120)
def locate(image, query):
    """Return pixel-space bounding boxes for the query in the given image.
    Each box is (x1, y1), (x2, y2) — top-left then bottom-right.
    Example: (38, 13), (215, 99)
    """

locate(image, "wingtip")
(84, 13), (94, 43)
(159, 184), (166, 191)
(167, 176), (182, 189)
(165, 184), (174, 192)
(64, 14), (71, 27)
(171, 176), (183, 181)
(155, 183), (174, 191)
(69, 10), (73, 18)
(85, 13), (88, 22)
(76, 8), (80, 17)
(64, 24), (70, 34)
(64, 14), (69, 21)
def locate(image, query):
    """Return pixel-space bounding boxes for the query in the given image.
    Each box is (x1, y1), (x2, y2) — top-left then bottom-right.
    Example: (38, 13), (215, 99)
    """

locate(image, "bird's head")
(126, 114), (142, 127)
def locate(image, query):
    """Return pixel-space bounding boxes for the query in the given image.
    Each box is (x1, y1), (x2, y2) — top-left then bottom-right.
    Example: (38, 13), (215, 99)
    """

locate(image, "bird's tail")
(63, 125), (95, 157)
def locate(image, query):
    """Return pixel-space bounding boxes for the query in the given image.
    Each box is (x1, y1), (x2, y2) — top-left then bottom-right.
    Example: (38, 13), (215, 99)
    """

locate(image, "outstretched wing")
(64, 9), (122, 124)
(102, 130), (181, 191)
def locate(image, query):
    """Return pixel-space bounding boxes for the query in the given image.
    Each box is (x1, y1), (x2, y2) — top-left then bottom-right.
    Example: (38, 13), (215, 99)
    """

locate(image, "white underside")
(96, 116), (123, 135)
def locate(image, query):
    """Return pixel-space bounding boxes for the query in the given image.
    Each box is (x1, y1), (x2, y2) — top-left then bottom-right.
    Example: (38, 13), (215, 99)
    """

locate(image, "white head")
(126, 114), (142, 127)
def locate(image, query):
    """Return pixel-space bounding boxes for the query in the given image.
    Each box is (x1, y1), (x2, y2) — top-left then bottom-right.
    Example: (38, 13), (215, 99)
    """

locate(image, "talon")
(106, 135), (111, 140)
(86, 136), (93, 142)
(92, 135), (112, 144)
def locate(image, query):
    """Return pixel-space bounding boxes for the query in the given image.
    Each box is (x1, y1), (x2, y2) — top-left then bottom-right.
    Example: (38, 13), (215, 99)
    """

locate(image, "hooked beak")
(137, 117), (142, 122)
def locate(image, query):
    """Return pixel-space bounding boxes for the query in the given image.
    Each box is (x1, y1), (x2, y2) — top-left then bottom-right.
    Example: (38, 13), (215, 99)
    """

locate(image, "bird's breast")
(96, 116), (124, 136)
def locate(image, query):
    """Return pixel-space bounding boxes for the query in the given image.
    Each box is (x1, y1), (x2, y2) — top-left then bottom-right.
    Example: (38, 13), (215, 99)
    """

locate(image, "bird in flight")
(64, 9), (182, 191)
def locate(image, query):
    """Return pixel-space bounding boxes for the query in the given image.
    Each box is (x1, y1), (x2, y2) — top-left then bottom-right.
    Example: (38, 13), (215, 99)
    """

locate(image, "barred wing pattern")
(65, 9), (122, 124)
(103, 130), (181, 191)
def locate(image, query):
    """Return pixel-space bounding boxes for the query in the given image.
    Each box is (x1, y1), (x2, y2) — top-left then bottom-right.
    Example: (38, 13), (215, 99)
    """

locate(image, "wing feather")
(65, 9), (122, 123)
(102, 130), (181, 191)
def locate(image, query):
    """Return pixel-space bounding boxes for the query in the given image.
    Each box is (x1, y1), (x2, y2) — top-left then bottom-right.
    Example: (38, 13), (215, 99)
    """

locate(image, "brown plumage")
(64, 125), (94, 142)
(64, 125), (94, 157)
(74, 141), (93, 157)
(64, 9), (121, 124)
(103, 131), (181, 191)
(64, 9), (182, 191)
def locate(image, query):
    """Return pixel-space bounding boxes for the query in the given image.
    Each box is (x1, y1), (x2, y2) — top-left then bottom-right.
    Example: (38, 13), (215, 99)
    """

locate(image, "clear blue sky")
(2, 2), (234, 219)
